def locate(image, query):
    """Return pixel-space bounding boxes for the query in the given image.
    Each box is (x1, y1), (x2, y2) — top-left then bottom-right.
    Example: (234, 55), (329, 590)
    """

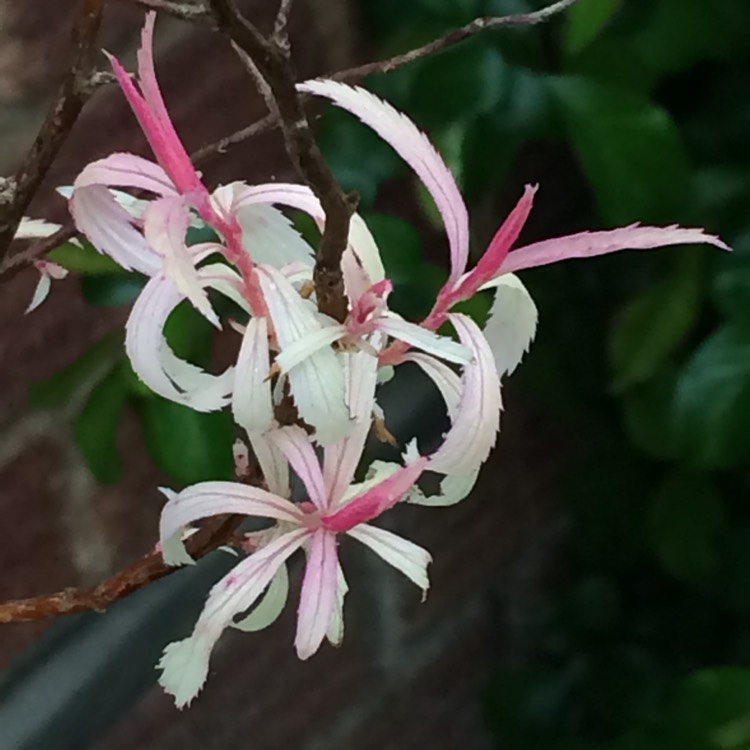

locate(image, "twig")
(0, 515), (243, 623)
(209, 0), (355, 323)
(0, 0), (104, 265)
(273, 0), (294, 53)
(119, 0), (212, 22)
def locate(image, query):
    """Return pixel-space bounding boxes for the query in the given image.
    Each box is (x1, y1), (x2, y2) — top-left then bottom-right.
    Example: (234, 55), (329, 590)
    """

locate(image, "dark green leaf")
(609, 249), (703, 391)
(81, 273), (146, 308)
(73, 367), (128, 483)
(364, 213), (423, 283)
(140, 399), (234, 485)
(550, 76), (691, 224)
(649, 472), (726, 585)
(564, 0), (619, 57)
(48, 241), (122, 274)
(712, 230), (750, 320)
(163, 300), (213, 367)
(674, 321), (750, 469)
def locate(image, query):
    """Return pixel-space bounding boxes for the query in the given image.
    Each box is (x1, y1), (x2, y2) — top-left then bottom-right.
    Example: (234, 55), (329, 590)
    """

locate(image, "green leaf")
(564, 0), (619, 57)
(649, 471), (726, 585)
(667, 668), (750, 750)
(550, 76), (691, 224)
(364, 213), (423, 283)
(73, 367), (128, 483)
(674, 321), (750, 469)
(48, 241), (122, 274)
(28, 335), (121, 409)
(140, 399), (234, 485)
(80, 273), (146, 307)
(609, 250), (703, 391)
(712, 230), (750, 320)
(163, 300), (213, 367)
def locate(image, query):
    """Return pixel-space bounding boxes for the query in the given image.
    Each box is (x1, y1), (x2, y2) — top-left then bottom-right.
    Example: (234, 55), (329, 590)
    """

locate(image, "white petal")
(428, 313), (502, 476)
(377, 314), (471, 365)
(295, 529), (340, 660)
(232, 316), (274, 435)
(25, 274), (51, 314)
(231, 563), (289, 632)
(73, 152), (177, 196)
(125, 275), (233, 411)
(403, 352), (461, 419)
(299, 79), (469, 284)
(248, 433), (290, 498)
(480, 273), (538, 377)
(257, 264), (350, 444)
(326, 564), (348, 646)
(15, 217), (61, 239)
(274, 324), (346, 374)
(347, 523), (431, 596)
(158, 528), (308, 708)
(406, 469), (479, 507)
(158, 481), (302, 566)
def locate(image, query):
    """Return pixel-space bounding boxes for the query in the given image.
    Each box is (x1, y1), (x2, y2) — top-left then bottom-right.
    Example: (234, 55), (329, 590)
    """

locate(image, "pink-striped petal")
(299, 79), (469, 284)
(158, 528), (308, 708)
(73, 153), (177, 196)
(158, 481), (303, 566)
(346, 523), (431, 596)
(268, 426), (327, 510)
(322, 458), (428, 533)
(125, 275), (233, 411)
(499, 223), (730, 276)
(479, 273), (538, 377)
(295, 529), (339, 659)
(376, 314), (471, 365)
(257, 264), (350, 444)
(231, 316), (274, 435)
(428, 313), (502, 476)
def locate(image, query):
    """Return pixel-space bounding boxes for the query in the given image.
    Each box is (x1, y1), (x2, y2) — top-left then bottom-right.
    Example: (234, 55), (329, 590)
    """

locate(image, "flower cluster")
(55, 14), (726, 707)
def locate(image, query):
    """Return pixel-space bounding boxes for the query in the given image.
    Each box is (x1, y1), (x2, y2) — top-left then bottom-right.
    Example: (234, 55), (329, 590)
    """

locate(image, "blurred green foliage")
(30, 0), (750, 742)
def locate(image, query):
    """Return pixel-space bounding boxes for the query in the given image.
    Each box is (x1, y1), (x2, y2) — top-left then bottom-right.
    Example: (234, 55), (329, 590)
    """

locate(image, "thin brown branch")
(119, 0), (212, 22)
(209, 0), (355, 322)
(0, 515), (242, 623)
(0, 0), (104, 265)
(273, 0), (294, 53)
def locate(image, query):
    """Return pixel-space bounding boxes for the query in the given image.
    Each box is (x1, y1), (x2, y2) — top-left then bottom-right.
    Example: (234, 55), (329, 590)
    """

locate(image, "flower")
(156, 349), (430, 707)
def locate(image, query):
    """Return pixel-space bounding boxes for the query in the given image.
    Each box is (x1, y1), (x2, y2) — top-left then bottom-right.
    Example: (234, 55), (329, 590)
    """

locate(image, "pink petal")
(346, 523), (431, 596)
(322, 457), (428, 532)
(268, 426), (328, 511)
(295, 529), (339, 660)
(231, 316), (274, 435)
(158, 528), (308, 708)
(257, 264), (350, 445)
(125, 275), (233, 411)
(73, 153), (177, 196)
(499, 223), (730, 276)
(428, 313), (502, 476)
(479, 273), (538, 377)
(323, 347), (379, 503)
(158, 481), (303, 566)
(299, 79), (469, 284)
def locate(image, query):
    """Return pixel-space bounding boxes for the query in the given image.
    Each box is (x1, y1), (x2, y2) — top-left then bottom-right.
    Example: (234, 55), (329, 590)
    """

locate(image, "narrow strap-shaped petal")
(232, 316), (274, 435)
(125, 275), (233, 411)
(322, 458), (428, 532)
(248, 433), (290, 498)
(274, 324), (346, 374)
(499, 223), (730, 276)
(347, 523), (431, 596)
(299, 79), (469, 284)
(428, 313), (502, 476)
(257, 264), (350, 445)
(452, 184), (537, 302)
(70, 184), (161, 275)
(231, 563), (289, 632)
(14, 217), (61, 239)
(268, 426), (327, 510)
(157, 528), (308, 708)
(295, 529), (339, 660)
(26, 273), (51, 314)
(322, 346), (379, 503)
(326, 563), (348, 646)
(403, 352), (461, 419)
(479, 273), (538, 377)
(159, 481), (303, 565)
(406, 469), (479, 507)
(377, 314), (472, 365)
(73, 153), (177, 196)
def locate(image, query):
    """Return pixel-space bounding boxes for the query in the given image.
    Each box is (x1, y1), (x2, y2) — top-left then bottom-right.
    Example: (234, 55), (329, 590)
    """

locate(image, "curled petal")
(257, 264), (350, 445)
(125, 275), (233, 411)
(403, 352), (461, 419)
(322, 458), (428, 532)
(73, 153), (177, 196)
(231, 563), (289, 632)
(232, 316), (274, 435)
(158, 528), (308, 708)
(406, 470), (479, 508)
(346, 523), (431, 597)
(268, 426), (327, 511)
(428, 314), (502, 476)
(377, 314), (471, 365)
(479, 273), (538, 377)
(158, 481), (303, 566)
(295, 529), (339, 660)
(299, 79), (469, 284)
(499, 223), (730, 276)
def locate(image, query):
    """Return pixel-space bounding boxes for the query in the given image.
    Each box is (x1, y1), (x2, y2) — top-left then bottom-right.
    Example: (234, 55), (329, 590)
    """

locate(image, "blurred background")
(2, 0), (750, 748)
